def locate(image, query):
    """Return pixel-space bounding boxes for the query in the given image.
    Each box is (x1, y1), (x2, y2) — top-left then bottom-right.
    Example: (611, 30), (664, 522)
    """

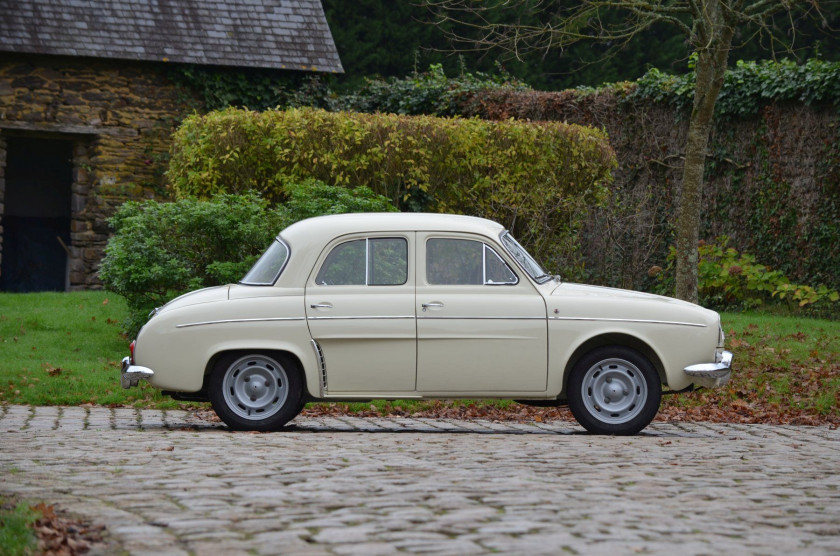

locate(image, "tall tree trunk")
(674, 3), (734, 303)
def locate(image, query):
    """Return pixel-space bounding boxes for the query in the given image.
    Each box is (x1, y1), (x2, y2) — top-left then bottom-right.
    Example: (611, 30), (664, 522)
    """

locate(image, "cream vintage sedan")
(121, 213), (732, 435)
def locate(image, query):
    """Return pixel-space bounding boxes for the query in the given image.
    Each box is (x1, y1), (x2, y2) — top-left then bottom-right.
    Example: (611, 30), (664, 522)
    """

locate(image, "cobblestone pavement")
(2, 405), (840, 555)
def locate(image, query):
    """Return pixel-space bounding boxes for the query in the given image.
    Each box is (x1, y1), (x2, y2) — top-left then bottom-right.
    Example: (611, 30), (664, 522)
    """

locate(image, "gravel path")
(2, 404), (839, 555)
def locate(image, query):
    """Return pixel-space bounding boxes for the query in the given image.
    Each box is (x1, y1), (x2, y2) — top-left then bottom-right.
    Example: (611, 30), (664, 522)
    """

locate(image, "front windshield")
(501, 233), (553, 284)
(240, 239), (290, 286)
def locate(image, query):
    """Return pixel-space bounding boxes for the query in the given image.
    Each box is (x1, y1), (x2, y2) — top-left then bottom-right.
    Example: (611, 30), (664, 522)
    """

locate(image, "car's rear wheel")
(208, 352), (303, 431)
(567, 346), (661, 435)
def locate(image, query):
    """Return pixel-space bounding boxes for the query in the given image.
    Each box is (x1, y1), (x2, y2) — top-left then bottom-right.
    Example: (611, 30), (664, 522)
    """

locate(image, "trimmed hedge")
(168, 107), (616, 269)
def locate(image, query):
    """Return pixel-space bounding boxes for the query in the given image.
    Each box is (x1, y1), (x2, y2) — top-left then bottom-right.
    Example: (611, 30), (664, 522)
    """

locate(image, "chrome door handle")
(310, 303), (333, 309)
(421, 302), (444, 311)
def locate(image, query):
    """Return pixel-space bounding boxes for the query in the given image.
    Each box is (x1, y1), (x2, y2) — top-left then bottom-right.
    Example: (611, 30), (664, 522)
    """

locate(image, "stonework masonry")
(0, 53), (194, 288)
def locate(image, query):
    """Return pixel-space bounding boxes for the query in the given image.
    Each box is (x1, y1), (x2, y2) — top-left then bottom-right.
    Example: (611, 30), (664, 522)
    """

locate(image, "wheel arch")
(562, 333), (666, 394)
(202, 348), (309, 395)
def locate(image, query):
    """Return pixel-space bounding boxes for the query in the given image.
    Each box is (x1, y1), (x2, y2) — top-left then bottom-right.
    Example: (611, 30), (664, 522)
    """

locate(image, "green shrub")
(168, 66), (338, 112)
(100, 183), (396, 336)
(653, 237), (840, 315)
(337, 63), (530, 116)
(168, 106), (616, 271)
(631, 58), (840, 118)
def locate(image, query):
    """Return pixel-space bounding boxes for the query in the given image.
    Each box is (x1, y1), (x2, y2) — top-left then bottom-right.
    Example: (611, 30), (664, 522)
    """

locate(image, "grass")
(0, 291), (185, 408)
(657, 311), (840, 422)
(0, 496), (39, 556)
(0, 292), (838, 422)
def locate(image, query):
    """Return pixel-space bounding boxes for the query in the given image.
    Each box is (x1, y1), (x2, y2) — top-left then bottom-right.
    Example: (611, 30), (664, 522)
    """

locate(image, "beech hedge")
(168, 107), (616, 269)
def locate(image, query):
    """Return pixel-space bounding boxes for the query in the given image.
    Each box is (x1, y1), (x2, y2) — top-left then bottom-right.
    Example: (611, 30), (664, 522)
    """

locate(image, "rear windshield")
(240, 239), (290, 286)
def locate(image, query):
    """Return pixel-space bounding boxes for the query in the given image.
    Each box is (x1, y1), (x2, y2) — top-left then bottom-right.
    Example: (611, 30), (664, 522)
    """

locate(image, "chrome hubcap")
(222, 355), (288, 420)
(581, 358), (647, 424)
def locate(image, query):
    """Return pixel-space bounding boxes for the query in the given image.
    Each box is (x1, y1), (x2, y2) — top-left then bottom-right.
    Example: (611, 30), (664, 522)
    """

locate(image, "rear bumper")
(120, 356), (155, 389)
(684, 350), (733, 389)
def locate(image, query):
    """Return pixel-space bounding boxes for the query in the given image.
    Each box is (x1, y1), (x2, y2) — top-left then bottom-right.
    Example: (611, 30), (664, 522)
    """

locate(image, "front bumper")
(120, 356), (155, 389)
(683, 350), (733, 389)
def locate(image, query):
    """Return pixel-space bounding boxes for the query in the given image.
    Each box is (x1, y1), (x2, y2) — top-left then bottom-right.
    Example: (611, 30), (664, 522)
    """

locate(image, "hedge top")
(168, 106), (616, 205)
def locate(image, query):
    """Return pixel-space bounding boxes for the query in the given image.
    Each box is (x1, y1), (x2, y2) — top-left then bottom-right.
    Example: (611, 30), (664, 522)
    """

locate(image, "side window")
(369, 238), (408, 286)
(316, 238), (407, 286)
(426, 238), (518, 285)
(485, 246), (517, 284)
(427, 238), (483, 285)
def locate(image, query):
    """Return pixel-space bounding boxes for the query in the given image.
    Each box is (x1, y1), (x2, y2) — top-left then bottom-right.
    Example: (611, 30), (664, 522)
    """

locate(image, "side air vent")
(311, 339), (327, 393)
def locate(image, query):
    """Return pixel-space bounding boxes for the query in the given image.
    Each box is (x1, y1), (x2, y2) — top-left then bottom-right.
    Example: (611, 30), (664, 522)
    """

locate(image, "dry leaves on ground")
(29, 502), (105, 556)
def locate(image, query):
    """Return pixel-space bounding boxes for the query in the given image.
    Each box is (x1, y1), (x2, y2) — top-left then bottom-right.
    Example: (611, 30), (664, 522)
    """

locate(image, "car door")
(305, 234), (416, 393)
(415, 233), (548, 392)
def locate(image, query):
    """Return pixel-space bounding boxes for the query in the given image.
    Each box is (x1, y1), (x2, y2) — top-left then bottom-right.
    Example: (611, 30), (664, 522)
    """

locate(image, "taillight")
(129, 340), (136, 364)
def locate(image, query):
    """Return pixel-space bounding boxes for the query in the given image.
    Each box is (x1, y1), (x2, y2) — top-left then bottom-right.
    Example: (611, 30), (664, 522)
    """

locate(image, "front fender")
(548, 319), (720, 395)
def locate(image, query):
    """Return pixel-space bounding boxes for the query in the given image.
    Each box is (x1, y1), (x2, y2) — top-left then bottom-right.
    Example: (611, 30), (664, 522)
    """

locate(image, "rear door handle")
(310, 303), (333, 309)
(421, 302), (444, 311)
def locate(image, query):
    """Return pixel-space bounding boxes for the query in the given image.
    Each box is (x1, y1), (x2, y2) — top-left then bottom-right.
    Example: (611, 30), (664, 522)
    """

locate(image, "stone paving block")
(56, 406), (87, 431)
(1, 405), (31, 430)
(365, 418), (408, 431)
(29, 406), (59, 430)
(252, 530), (329, 555)
(332, 542), (406, 555)
(2, 405), (840, 554)
(139, 409), (165, 429)
(191, 541), (252, 556)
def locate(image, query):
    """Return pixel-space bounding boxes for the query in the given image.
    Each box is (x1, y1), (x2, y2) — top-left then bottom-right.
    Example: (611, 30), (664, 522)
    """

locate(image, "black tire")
(567, 345), (661, 435)
(208, 351), (304, 431)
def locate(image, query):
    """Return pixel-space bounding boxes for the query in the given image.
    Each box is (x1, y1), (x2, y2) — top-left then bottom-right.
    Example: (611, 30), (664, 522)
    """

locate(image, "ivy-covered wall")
(467, 85), (840, 292)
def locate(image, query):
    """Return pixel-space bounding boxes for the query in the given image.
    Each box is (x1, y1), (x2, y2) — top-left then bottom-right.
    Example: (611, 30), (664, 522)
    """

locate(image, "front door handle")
(310, 303), (333, 309)
(421, 302), (444, 311)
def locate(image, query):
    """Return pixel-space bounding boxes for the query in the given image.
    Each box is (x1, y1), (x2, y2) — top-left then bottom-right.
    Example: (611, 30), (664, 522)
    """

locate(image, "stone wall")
(0, 53), (194, 289)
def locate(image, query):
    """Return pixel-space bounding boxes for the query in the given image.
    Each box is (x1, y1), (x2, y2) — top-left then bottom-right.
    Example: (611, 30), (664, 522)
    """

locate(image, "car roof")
(269, 213), (510, 288)
(279, 212), (507, 247)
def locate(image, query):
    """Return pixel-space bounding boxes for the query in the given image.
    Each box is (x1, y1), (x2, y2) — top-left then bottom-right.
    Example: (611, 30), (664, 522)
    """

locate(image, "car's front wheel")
(208, 352), (303, 431)
(567, 346), (661, 435)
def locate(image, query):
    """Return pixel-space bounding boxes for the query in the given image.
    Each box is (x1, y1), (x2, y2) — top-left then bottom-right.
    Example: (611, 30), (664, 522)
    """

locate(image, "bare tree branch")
(420, 0), (819, 302)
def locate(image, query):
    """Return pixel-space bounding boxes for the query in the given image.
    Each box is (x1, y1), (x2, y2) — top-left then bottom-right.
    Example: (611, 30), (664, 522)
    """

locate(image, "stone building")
(0, 0), (342, 291)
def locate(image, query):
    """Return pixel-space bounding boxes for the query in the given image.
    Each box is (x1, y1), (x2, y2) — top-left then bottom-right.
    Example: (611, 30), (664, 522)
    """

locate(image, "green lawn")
(0, 291), (184, 408)
(671, 311), (840, 421)
(0, 291), (838, 422)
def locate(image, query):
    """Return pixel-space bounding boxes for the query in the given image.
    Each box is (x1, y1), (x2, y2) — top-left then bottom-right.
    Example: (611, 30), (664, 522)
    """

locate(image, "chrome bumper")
(120, 356), (154, 389)
(684, 350), (733, 389)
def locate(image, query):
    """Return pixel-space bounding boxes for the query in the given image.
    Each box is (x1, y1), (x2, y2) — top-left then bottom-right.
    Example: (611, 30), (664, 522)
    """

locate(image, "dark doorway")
(1, 137), (73, 292)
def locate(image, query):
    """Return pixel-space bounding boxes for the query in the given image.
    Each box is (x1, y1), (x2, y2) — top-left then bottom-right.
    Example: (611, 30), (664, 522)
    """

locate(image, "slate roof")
(0, 0), (343, 73)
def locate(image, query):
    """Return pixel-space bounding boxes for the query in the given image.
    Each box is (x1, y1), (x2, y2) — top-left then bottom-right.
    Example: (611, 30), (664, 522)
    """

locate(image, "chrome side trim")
(418, 316), (546, 320)
(307, 316), (416, 321)
(548, 316), (706, 328)
(311, 339), (327, 394)
(176, 317), (305, 328)
(318, 394), (424, 399)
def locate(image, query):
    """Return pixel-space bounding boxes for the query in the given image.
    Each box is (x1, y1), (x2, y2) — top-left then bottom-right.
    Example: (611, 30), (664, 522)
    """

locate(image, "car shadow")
(163, 420), (707, 438)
